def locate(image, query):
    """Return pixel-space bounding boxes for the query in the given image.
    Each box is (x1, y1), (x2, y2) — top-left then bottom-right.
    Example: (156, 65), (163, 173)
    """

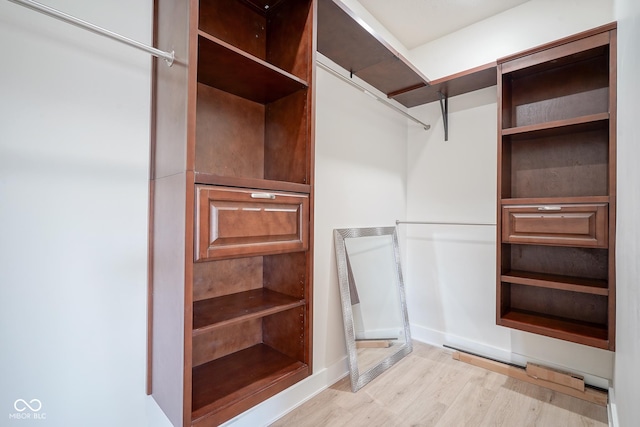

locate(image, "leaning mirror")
(334, 226), (412, 392)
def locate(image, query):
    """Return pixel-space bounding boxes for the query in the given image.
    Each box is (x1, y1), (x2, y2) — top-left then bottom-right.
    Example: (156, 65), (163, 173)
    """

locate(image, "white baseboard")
(607, 387), (618, 427)
(220, 357), (349, 427)
(410, 323), (611, 390)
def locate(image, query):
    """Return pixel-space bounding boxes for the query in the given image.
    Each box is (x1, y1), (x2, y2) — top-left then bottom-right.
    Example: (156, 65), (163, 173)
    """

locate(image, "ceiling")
(358, 0), (531, 49)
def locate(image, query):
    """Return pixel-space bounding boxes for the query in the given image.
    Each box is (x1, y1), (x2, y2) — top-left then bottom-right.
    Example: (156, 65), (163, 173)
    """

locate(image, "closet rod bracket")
(438, 91), (449, 141)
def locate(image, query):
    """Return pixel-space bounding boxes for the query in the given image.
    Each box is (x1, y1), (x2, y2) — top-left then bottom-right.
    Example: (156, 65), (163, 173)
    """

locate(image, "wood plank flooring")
(270, 341), (608, 426)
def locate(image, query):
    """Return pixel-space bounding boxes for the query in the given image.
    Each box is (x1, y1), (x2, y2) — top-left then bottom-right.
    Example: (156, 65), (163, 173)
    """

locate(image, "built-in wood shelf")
(502, 113), (609, 138)
(390, 62), (497, 107)
(193, 289), (305, 335)
(191, 344), (308, 421)
(502, 271), (609, 295)
(499, 310), (609, 349)
(197, 32), (308, 104)
(194, 173), (311, 195)
(317, 0), (428, 102)
(501, 196), (610, 206)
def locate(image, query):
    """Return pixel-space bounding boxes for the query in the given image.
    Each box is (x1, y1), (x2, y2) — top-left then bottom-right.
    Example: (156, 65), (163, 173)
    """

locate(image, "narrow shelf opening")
(199, 0), (313, 81)
(501, 49), (610, 129)
(194, 78), (310, 186)
(500, 309), (608, 348)
(504, 283), (608, 323)
(501, 126), (609, 199)
(197, 33), (308, 104)
(503, 244), (608, 280)
(191, 343), (308, 419)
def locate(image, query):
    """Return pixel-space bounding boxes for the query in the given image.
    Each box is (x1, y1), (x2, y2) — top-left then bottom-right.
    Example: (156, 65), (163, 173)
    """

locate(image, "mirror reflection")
(334, 226), (412, 392)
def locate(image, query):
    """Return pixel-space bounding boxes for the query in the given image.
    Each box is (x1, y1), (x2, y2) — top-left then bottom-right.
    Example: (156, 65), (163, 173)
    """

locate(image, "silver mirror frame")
(334, 226), (413, 392)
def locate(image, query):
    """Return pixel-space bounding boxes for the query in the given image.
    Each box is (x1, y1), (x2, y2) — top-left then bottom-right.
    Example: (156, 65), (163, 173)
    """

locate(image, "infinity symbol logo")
(14, 399), (42, 412)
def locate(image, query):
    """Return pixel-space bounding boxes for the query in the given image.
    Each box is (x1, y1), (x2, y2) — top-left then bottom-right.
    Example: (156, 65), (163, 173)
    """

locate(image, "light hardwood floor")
(270, 341), (608, 426)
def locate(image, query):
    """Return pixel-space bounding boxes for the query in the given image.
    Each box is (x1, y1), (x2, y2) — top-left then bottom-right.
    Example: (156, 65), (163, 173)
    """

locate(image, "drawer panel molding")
(502, 203), (608, 247)
(196, 186), (309, 261)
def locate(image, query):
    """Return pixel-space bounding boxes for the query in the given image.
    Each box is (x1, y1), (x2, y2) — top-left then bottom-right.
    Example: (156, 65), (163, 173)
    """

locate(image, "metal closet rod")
(396, 220), (496, 226)
(8, 0), (175, 66)
(316, 61), (431, 131)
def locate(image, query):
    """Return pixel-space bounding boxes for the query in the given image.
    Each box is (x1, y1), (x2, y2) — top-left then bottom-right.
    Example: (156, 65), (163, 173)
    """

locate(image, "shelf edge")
(501, 113), (609, 136)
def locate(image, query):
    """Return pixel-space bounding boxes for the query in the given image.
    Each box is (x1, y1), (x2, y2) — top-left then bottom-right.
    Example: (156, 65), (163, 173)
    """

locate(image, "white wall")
(612, 0), (640, 425)
(0, 1), (170, 426)
(410, 0), (614, 80)
(312, 55), (409, 373)
(404, 0), (617, 388)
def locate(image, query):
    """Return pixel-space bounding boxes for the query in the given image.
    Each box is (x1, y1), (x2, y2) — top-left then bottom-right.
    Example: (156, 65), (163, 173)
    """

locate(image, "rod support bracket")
(438, 91), (449, 141)
(164, 51), (175, 67)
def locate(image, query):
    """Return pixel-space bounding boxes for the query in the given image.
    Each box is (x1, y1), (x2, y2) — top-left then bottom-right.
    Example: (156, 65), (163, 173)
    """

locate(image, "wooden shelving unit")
(496, 23), (617, 350)
(148, 0), (315, 425)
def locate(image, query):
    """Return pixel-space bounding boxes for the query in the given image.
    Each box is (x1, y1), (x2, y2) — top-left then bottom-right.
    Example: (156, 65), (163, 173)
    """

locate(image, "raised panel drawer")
(502, 203), (608, 248)
(196, 186), (309, 261)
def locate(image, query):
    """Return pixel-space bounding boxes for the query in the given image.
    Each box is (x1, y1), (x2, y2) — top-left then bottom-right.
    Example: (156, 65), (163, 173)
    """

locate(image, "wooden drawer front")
(502, 204), (608, 248)
(196, 186), (309, 261)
